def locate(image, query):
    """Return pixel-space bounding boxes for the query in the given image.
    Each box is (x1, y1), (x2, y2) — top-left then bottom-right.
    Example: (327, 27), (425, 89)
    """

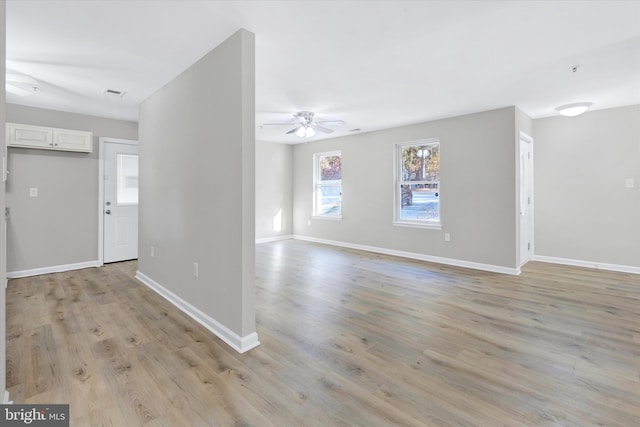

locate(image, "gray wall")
(256, 140), (293, 240)
(5, 105), (138, 272)
(533, 105), (640, 267)
(293, 107), (520, 269)
(138, 29), (256, 338)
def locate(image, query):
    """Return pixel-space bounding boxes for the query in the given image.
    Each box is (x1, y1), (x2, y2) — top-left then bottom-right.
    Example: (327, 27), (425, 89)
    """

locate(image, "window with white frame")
(395, 139), (440, 227)
(313, 150), (342, 218)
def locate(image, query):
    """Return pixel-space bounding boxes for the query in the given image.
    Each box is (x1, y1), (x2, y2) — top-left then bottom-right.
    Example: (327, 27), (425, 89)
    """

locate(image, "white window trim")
(312, 215), (343, 221)
(392, 219), (442, 230)
(393, 139), (441, 229)
(313, 150), (343, 220)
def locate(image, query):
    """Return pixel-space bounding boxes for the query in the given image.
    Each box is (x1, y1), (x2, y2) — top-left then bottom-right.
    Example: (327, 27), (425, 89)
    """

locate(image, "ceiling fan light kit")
(295, 126), (315, 138)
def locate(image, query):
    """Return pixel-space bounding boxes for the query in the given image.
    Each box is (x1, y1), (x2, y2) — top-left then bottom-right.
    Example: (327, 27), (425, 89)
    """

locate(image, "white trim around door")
(518, 131), (534, 267)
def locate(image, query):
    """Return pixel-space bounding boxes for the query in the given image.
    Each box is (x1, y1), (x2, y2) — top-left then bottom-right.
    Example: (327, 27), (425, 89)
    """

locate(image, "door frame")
(518, 131), (534, 266)
(98, 137), (139, 266)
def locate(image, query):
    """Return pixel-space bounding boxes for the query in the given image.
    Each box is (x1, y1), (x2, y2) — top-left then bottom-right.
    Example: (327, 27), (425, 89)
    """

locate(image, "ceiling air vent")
(102, 88), (126, 98)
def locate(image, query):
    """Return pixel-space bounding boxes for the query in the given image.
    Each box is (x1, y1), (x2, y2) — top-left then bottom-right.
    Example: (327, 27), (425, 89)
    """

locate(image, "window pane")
(117, 153), (139, 205)
(320, 155), (341, 181)
(314, 151), (342, 217)
(317, 184), (342, 216)
(399, 184), (439, 221)
(401, 144), (439, 182)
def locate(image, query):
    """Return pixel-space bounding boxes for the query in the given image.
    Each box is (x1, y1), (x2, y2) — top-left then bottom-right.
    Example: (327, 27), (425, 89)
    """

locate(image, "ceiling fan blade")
(286, 126), (302, 135)
(262, 121), (296, 126)
(315, 120), (345, 126)
(6, 83), (33, 96)
(6, 73), (38, 86)
(311, 124), (334, 134)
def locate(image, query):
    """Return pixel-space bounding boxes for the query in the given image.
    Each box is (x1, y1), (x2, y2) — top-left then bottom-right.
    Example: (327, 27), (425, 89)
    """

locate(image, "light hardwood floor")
(6, 240), (640, 426)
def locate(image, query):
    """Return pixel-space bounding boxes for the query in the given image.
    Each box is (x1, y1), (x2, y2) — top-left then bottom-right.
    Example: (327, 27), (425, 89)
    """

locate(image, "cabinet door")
(7, 123), (53, 149)
(52, 128), (93, 152)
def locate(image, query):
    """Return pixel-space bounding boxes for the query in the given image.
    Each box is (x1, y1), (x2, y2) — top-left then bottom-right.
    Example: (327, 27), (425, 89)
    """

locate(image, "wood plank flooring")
(6, 240), (640, 426)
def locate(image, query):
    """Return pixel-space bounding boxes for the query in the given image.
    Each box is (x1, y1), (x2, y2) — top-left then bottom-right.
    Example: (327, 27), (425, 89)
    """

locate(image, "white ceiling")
(6, 0), (640, 143)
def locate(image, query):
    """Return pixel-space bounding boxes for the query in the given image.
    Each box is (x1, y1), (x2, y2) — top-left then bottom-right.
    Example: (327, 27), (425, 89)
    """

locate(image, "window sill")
(312, 215), (343, 221)
(393, 220), (442, 230)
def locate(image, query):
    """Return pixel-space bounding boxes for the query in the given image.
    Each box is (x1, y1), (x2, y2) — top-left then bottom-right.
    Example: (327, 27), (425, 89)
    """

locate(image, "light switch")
(625, 178), (635, 188)
(29, 187), (38, 197)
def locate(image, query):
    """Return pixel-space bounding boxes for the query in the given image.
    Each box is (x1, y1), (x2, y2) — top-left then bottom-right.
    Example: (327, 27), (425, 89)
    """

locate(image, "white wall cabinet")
(7, 123), (93, 153)
(52, 128), (93, 152)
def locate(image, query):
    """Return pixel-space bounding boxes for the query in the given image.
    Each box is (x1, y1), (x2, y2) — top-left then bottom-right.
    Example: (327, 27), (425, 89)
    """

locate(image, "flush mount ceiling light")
(555, 102), (593, 117)
(555, 66), (593, 117)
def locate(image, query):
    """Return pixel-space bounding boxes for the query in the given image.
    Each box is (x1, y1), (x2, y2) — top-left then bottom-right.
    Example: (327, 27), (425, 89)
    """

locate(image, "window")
(116, 153), (139, 205)
(395, 139), (440, 228)
(313, 150), (342, 218)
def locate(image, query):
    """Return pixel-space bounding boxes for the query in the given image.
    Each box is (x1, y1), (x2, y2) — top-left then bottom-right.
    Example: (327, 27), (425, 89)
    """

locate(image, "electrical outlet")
(150, 246), (155, 257)
(29, 187), (38, 197)
(444, 233), (451, 242)
(193, 262), (199, 277)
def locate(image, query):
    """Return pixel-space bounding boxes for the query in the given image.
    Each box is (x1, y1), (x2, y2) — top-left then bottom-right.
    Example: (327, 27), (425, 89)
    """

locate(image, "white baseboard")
(3, 390), (11, 404)
(134, 271), (260, 354)
(6, 260), (101, 279)
(255, 234), (293, 244)
(532, 255), (640, 275)
(293, 235), (521, 275)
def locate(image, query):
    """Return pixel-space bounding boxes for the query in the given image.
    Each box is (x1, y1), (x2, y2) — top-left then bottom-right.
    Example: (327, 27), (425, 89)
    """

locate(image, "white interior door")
(519, 133), (534, 266)
(103, 142), (139, 263)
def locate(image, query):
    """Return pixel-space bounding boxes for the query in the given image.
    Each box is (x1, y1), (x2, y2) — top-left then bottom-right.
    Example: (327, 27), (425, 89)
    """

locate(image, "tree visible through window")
(396, 140), (440, 226)
(314, 151), (342, 218)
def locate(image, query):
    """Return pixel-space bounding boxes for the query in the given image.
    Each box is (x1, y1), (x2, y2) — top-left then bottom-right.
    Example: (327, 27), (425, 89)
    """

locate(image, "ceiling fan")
(263, 111), (345, 138)
(6, 72), (39, 96)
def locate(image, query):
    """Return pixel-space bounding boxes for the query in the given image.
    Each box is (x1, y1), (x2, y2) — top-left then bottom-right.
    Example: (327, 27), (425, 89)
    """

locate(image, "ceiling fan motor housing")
(296, 111), (315, 126)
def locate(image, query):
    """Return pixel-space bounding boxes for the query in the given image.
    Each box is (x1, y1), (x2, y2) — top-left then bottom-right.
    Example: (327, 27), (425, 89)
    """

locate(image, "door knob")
(105, 209), (111, 215)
